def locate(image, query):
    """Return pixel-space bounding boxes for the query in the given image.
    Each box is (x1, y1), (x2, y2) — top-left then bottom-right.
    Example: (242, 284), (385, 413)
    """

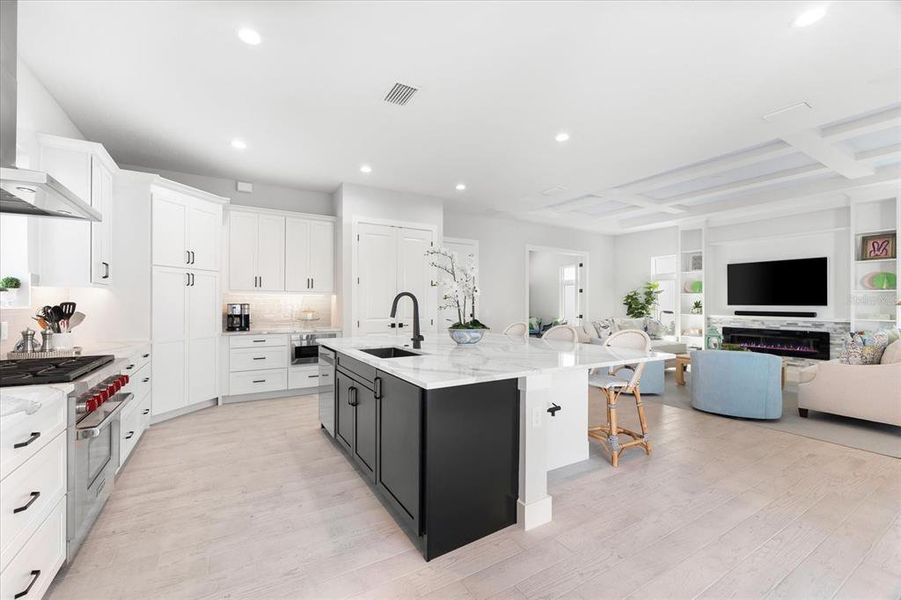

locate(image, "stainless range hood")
(0, 0), (100, 220)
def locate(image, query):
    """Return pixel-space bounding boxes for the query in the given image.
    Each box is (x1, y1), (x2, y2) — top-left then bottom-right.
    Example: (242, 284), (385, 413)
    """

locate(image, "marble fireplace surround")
(708, 315), (850, 363)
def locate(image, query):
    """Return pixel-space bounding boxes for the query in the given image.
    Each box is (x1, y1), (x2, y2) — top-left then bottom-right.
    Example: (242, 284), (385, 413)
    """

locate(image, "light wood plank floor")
(48, 392), (901, 600)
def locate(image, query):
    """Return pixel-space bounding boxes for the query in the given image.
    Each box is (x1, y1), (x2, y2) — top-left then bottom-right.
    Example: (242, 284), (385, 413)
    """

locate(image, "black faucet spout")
(390, 292), (424, 349)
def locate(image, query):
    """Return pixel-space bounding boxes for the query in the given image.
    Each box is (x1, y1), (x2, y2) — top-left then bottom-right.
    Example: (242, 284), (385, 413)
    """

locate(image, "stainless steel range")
(0, 355), (133, 562)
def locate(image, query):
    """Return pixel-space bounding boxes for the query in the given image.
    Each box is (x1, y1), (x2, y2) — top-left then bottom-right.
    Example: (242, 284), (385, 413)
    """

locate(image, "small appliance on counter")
(226, 303), (251, 331)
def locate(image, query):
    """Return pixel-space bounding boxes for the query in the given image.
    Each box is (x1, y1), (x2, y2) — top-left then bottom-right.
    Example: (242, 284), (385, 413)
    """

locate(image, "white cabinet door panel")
(91, 157), (114, 284)
(188, 205), (220, 272)
(257, 215), (285, 291)
(357, 223), (399, 335)
(285, 217), (312, 292)
(188, 337), (218, 405)
(152, 195), (188, 268)
(151, 340), (185, 415)
(188, 271), (219, 340)
(228, 211), (259, 291)
(309, 220), (334, 292)
(152, 267), (187, 343)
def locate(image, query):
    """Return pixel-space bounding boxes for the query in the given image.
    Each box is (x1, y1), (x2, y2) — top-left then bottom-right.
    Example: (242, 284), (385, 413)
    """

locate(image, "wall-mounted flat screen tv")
(727, 257), (827, 306)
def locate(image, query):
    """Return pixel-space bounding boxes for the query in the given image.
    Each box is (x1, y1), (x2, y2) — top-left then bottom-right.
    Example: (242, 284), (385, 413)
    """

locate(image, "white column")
(517, 373), (553, 530)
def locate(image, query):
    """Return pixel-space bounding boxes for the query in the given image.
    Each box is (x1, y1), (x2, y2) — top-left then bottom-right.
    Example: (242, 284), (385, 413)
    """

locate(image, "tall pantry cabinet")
(150, 181), (227, 419)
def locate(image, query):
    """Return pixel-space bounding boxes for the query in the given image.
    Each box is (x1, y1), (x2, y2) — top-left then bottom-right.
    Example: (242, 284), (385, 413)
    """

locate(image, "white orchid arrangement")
(425, 247), (488, 330)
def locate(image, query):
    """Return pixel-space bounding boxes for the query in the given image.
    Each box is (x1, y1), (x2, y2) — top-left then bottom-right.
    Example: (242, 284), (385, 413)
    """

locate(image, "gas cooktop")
(0, 355), (116, 387)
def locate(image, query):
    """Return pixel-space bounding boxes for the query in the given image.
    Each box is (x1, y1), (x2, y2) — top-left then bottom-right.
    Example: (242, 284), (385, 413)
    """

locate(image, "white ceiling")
(17, 1), (901, 233)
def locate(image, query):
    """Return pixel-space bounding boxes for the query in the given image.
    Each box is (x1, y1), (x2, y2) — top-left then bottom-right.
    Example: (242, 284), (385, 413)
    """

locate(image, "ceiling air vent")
(384, 82), (418, 106)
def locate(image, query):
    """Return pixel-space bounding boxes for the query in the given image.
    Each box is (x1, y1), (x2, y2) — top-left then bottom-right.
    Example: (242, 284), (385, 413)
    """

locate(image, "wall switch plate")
(532, 407), (542, 428)
(0, 321), (7, 341)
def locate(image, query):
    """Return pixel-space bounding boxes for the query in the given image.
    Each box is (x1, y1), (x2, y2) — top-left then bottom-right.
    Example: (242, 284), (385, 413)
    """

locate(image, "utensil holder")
(53, 332), (75, 350)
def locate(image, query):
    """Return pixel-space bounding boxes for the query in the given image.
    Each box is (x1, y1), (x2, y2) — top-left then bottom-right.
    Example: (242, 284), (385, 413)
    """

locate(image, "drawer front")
(122, 347), (152, 377)
(0, 390), (67, 481)
(123, 363), (152, 402)
(229, 369), (287, 395)
(229, 334), (288, 349)
(137, 393), (152, 431)
(230, 347), (288, 372)
(0, 434), (66, 571)
(119, 402), (140, 468)
(288, 365), (322, 389)
(0, 497), (65, 600)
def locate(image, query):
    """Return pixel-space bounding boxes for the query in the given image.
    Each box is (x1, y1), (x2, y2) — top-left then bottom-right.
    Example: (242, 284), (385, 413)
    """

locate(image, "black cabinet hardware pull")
(143, 409), (150, 415)
(389, 323), (396, 328)
(14, 570), (40, 599)
(13, 492), (40, 514)
(142, 377), (150, 382)
(308, 374), (319, 378)
(311, 278), (314, 288)
(125, 431), (135, 440)
(252, 339), (266, 343)
(397, 322), (405, 328)
(142, 353), (150, 358)
(186, 250), (191, 264)
(126, 364), (135, 370)
(14, 432), (40, 449)
(252, 379), (266, 383)
(348, 386), (358, 406)
(102, 262), (110, 279)
(547, 403), (562, 417)
(374, 377), (382, 400)
(252, 357), (266, 360)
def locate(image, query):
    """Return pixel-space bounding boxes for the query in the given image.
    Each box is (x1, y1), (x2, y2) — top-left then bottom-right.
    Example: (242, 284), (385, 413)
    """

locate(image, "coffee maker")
(226, 303), (251, 331)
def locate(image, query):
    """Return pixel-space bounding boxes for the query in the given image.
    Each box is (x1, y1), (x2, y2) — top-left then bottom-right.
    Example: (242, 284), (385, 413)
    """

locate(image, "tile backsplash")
(223, 293), (335, 329)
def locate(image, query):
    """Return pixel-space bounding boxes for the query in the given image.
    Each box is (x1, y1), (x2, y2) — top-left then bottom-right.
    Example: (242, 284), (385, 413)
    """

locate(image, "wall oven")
(291, 332), (337, 365)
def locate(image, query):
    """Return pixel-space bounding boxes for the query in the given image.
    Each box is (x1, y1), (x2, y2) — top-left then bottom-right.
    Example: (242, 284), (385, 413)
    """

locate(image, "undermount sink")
(360, 347), (422, 359)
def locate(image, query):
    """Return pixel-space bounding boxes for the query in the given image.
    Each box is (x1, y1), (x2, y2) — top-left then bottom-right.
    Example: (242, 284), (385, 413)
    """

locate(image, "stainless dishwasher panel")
(318, 347), (336, 436)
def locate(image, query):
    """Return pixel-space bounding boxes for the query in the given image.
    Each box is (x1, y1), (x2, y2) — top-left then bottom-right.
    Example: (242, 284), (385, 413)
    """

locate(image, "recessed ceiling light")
(237, 27), (262, 45)
(792, 6), (827, 28)
(555, 132), (570, 143)
(230, 138), (247, 150)
(455, 183), (466, 191)
(360, 164), (372, 174)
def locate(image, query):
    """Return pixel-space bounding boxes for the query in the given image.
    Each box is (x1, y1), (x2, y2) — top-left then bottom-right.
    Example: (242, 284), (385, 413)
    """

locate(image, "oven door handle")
(76, 393), (133, 440)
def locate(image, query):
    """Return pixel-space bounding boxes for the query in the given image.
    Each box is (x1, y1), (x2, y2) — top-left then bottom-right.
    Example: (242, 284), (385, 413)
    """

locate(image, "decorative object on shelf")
(705, 326), (723, 350)
(859, 232), (896, 261)
(861, 271), (897, 290)
(683, 327), (703, 336)
(426, 246), (488, 344)
(299, 309), (320, 322)
(690, 299), (703, 314)
(690, 254), (703, 270)
(683, 280), (702, 293)
(721, 343), (748, 351)
(622, 281), (661, 318)
(0, 275), (20, 307)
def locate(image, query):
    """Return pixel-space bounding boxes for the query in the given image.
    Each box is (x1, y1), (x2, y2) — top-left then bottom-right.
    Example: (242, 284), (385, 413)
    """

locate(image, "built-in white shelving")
(849, 196), (898, 331)
(677, 225), (707, 348)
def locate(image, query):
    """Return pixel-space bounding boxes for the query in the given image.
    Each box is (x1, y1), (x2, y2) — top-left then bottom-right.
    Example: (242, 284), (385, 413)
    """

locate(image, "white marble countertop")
(0, 384), (71, 417)
(77, 340), (151, 358)
(222, 327), (342, 336)
(321, 333), (675, 390)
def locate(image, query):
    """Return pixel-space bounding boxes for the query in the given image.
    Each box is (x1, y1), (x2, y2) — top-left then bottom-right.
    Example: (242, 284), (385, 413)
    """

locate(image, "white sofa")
(797, 360), (901, 426)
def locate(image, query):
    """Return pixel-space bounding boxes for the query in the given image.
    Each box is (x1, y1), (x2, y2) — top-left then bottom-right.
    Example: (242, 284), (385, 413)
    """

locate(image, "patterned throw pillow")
(839, 329), (899, 365)
(645, 317), (665, 339)
(592, 319), (614, 341)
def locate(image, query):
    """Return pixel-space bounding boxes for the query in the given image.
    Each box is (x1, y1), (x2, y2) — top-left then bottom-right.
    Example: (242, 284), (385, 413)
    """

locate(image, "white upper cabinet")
(228, 208), (334, 293)
(152, 187), (222, 271)
(285, 217), (334, 292)
(35, 135), (117, 287)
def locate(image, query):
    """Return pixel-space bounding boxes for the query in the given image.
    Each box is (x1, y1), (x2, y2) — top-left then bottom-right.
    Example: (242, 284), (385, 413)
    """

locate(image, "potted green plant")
(426, 247), (489, 344)
(622, 281), (661, 318)
(0, 276), (21, 307)
(691, 299), (703, 314)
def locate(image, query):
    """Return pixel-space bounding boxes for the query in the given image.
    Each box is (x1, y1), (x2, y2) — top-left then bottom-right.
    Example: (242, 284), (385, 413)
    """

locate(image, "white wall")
(335, 183), (445, 334)
(612, 227), (678, 316)
(122, 165), (333, 216)
(529, 250), (580, 323)
(443, 211), (617, 330)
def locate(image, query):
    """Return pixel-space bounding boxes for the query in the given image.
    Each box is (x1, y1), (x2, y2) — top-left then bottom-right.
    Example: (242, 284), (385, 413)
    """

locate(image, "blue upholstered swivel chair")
(689, 350), (783, 420)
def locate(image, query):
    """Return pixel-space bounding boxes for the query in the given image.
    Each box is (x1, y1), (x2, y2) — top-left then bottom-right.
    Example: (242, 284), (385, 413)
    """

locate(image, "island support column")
(517, 374), (553, 530)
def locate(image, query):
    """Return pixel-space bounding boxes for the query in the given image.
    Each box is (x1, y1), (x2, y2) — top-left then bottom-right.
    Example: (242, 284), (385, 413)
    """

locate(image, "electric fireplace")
(722, 327), (830, 360)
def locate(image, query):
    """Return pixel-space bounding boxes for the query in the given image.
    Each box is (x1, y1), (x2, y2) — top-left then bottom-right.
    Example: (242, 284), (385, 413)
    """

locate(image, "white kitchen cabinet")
(286, 217), (334, 292)
(118, 346), (152, 472)
(354, 222), (436, 335)
(151, 265), (220, 419)
(152, 187), (221, 271)
(34, 134), (118, 287)
(228, 210), (285, 291)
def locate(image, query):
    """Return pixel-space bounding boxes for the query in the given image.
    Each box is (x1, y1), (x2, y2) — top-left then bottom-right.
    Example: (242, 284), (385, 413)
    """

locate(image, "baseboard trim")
(150, 398), (217, 424)
(221, 387), (320, 404)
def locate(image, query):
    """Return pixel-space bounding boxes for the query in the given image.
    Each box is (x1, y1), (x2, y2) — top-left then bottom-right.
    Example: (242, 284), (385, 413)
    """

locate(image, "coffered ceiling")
(16, 1), (901, 233)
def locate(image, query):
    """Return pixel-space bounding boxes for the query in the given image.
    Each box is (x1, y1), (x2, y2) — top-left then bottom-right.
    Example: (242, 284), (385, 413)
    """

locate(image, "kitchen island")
(319, 333), (674, 560)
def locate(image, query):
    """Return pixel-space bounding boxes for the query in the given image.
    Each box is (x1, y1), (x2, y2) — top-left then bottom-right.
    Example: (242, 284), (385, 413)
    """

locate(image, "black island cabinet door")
(375, 371), (422, 534)
(334, 371), (354, 453)
(353, 384), (377, 480)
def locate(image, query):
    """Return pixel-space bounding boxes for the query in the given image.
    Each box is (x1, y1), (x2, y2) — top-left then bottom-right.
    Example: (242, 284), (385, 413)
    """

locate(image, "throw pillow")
(838, 332), (864, 365)
(645, 317), (665, 339)
(840, 329), (896, 365)
(592, 319), (614, 341)
(615, 317), (646, 332)
(880, 339), (901, 364)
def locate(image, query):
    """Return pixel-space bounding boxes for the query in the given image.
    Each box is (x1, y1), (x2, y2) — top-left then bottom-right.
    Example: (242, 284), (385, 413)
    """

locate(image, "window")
(560, 264), (578, 324)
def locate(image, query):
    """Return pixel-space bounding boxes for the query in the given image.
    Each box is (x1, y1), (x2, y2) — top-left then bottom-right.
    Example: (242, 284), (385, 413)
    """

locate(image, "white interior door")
(309, 220), (334, 292)
(439, 238), (479, 327)
(152, 195), (187, 269)
(356, 223), (398, 335)
(188, 204), (220, 272)
(228, 211), (258, 290)
(396, 227), (435, 332)
(257, 215), (285, 291)
(284, 217), (312, 292)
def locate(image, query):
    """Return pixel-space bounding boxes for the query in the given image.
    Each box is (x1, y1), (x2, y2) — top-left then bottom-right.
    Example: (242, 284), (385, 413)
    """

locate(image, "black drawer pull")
(14, 432), (41, 449)
(142, 353), (150, 358)
(126, 364), (135, 370)
(142, 377), (150, 382)
(252, 339), (266, 343)
(125, 431), (135, 440)
(142, 409), (150, 415)
(14, 570), (40, 599)
(13, 492), (40, 514)
(252, 379), (266, 383)
(374, 376), (382, 400)
(308, 374), (319, 378)
(252, 357), (266, 360)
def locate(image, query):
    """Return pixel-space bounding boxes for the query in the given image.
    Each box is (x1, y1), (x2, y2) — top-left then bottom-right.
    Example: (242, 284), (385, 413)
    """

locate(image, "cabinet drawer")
(288, 365), (321, 389)
(0, 434), (66, 571)
(230, 347), (287, 372)
(124, 363), (152, 402)
(122, 348), (152, 376)
(0, 389), (67, 481)
(229, 334), (287, 349)
(0, 497), (65, 600)
(229, 369), (287, 395)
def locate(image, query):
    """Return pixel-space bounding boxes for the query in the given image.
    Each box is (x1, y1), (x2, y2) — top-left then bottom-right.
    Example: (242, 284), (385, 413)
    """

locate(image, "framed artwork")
(860, 232), (896, 261)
